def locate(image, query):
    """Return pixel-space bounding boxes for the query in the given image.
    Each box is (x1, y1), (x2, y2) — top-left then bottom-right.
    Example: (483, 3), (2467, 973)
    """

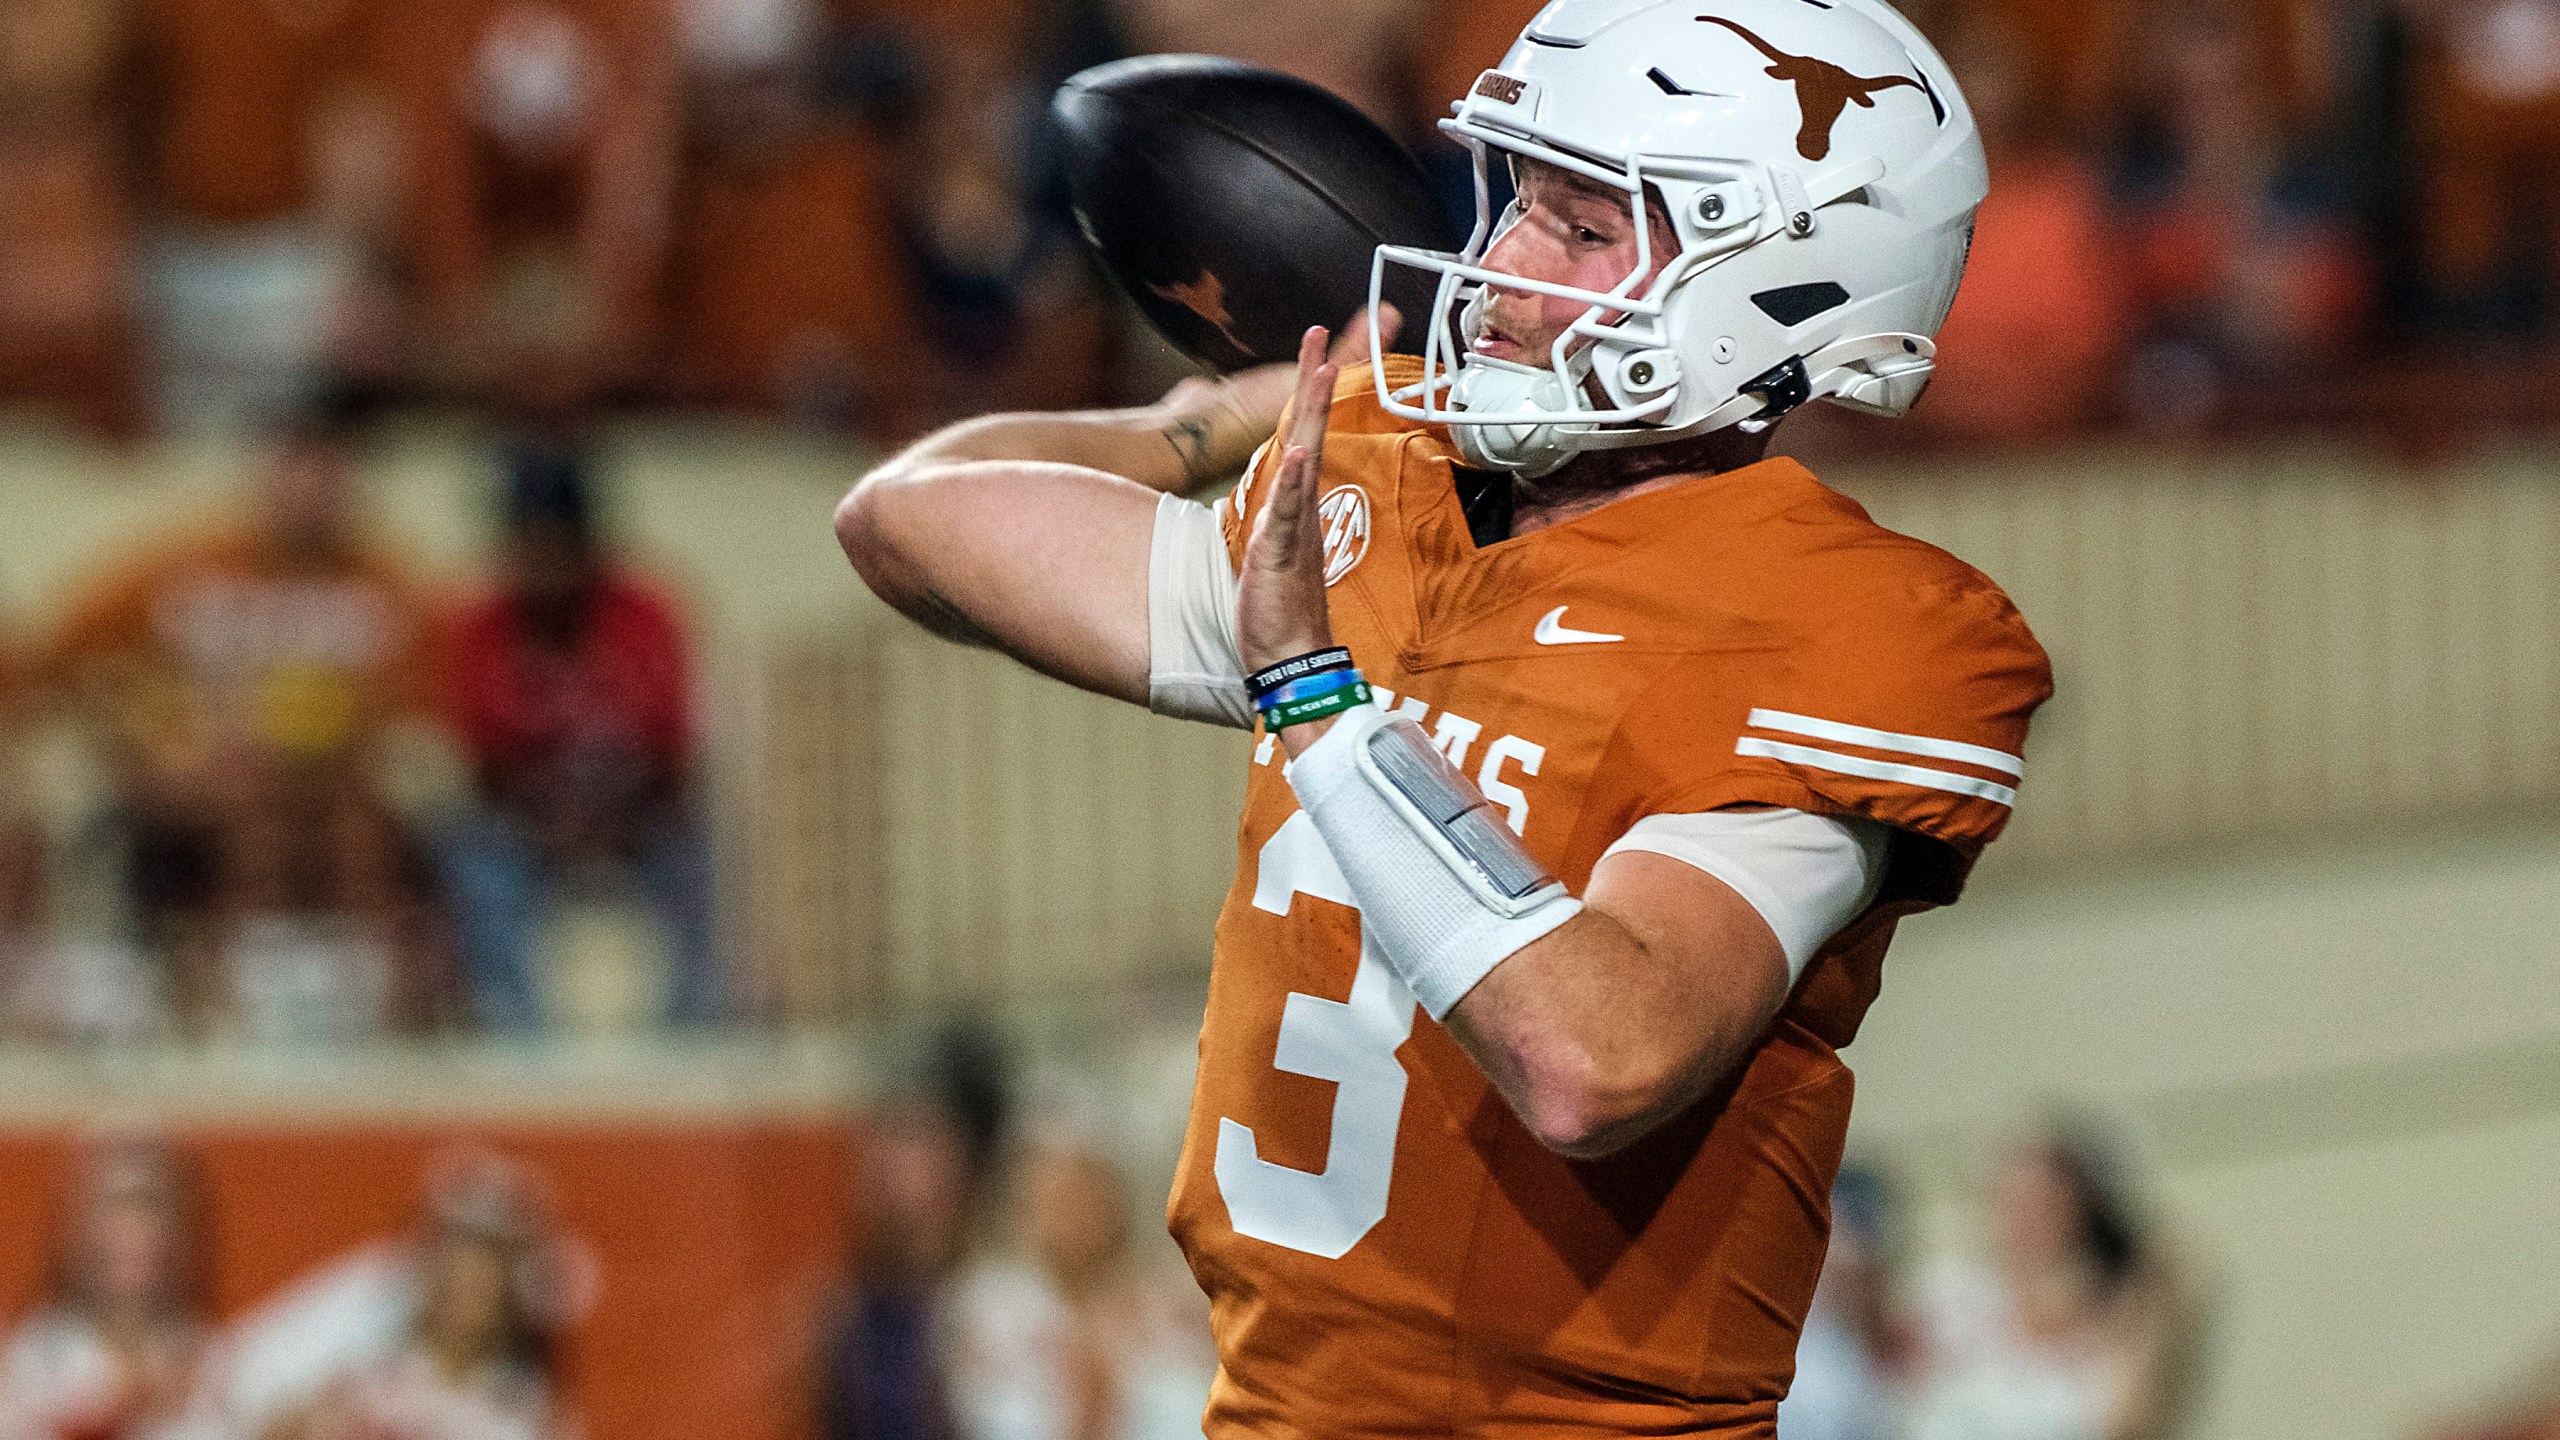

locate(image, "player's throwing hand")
(1237, 326), (1341, 680)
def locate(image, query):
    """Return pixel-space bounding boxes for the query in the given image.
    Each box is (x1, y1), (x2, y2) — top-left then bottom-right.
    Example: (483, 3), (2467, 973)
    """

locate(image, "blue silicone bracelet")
(1262, 667), (1369, 709)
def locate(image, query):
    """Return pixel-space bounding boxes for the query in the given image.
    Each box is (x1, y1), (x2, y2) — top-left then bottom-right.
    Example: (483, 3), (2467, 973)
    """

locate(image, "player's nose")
(1478, 221), (1549, 298)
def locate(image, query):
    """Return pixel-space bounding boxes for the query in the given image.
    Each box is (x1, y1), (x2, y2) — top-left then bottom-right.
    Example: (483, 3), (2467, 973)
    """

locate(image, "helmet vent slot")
(1908, 62), (1949, 123)
(1751, 282), (1852, 327)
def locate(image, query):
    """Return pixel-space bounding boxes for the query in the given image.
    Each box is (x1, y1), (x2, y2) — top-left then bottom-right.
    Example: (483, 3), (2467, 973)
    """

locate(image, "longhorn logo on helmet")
(1695, 15), (1933, 161)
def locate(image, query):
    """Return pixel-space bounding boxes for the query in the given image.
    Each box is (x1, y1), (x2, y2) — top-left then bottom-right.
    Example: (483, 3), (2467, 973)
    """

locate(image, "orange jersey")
(1165, 359), (2051, 1436)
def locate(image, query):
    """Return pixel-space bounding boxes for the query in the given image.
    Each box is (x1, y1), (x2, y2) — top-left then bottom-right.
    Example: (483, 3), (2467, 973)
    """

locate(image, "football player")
(836, 0), (2052, 1433)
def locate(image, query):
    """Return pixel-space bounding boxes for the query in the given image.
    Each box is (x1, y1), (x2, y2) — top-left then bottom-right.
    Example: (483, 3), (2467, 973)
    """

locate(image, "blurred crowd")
(1898, 0), (2560, 455)
(817, 1031), (1215, 1440)
(1780, 1128), (2210, 1440)
(1787, 1127), (2560, 1440)
(0, 407), (723, 1043)
(1, 0), (2559, 450)
(0, 1029), (1218, 1440)
(0, 1134), (585, 1440)
(4, 1050), (2554, 1440)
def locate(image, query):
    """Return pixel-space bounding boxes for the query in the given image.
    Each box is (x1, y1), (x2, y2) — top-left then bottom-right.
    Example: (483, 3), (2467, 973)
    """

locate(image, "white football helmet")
(1369, 0), (1986, 477)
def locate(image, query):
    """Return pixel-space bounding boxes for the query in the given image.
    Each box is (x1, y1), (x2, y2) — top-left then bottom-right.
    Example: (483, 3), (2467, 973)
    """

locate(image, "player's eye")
(1573, 226), (1607, 245)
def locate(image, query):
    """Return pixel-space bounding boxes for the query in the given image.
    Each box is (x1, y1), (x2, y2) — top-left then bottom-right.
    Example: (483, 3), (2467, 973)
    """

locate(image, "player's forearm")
(1275, 710), (1788, 1159)
(877, 382), (1268, 497)
(1447, 911), (1784, 1159)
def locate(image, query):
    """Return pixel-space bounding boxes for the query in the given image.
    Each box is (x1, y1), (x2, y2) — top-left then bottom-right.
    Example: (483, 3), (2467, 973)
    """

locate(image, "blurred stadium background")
(0, 0), (2554, 1438)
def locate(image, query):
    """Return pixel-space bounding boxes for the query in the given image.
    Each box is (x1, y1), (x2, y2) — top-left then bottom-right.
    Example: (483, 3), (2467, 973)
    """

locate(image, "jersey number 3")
(1213, 811), (1417, 1259)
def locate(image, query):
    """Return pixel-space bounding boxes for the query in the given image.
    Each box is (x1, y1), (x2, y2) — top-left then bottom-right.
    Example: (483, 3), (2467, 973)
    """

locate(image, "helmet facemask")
(1371, 121), (1782, 478)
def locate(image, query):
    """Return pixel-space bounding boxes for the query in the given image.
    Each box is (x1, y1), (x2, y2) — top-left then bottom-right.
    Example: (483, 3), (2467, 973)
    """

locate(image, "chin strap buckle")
(1743, 355), (1813, 423)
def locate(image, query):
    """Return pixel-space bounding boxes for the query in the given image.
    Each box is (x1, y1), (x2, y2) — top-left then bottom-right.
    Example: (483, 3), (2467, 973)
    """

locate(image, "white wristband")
(1284, 703), (1584, 1019)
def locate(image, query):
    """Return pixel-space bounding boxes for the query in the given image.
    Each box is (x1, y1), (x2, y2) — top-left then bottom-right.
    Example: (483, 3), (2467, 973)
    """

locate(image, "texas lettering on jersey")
(1250, 683), (1546, 834)
(1173, 356), (2051, 1437)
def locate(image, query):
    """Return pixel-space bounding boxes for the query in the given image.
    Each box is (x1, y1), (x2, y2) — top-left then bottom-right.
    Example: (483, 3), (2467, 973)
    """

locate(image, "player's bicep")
(837, 458), (1159, 706)
(1579, 847), (1793, 1012)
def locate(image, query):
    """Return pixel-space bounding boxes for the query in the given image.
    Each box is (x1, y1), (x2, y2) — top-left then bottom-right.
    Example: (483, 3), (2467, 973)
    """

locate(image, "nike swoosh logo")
(1534, 606), (1626, 646)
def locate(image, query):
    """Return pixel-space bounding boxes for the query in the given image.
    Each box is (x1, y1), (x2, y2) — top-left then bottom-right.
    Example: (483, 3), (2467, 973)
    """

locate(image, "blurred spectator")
(395, 0), (678, 405)
(1919, 16), (2132, 446)
(0, 1135), (218, 1439)
(262, 1152), (584, 1440)
(2407, 0), (2560, 334)
(128, 0), (396, 427)
(946, 1133), (1213, 1440)
(35, 404), (446, 1041)
(663, 0), (907, 433)
(920, 1017), (1018, 1189)
(816, 1100), (973, 1440)
(2107, 5), (2372, 432)
(871, 10), (1111, 432)
(1108, 0), (1412, 129)
(1406, 0), (1541, 229)
(0, 0), (144, 436)
(0, 642), (46, 1029)
(1906, 1126), (2205, 1440)
(1410, 0), (1544, 129)
(1779, 1166), (1908, 1440)
(436, 436), (717, 1033)
(1942, 0), (2131, 142)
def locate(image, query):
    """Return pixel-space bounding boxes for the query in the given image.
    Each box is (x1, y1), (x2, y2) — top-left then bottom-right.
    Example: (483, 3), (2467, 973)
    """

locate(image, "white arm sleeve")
(1601, 809), (1892, 980)
(1146, 492), (1252, 728)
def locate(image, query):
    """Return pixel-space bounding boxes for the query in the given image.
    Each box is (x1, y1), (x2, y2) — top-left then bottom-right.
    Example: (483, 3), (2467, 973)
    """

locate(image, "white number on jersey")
(1212, 811), (1417, 1259)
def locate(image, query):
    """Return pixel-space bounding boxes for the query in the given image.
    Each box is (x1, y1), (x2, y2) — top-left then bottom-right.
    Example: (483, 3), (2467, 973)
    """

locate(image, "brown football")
(1053, 55), (1460, 372)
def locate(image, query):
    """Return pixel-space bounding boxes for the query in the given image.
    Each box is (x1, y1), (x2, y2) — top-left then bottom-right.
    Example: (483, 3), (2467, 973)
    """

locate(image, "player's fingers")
(1291, 325), (1330, 412)
(1293, 366), (1336, 452)
(1329, 304), (1400, 367)
(1285, 354), (1336, 465)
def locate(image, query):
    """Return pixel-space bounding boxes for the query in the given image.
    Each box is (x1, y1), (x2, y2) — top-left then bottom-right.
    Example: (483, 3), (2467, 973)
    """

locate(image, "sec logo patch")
(1320, 486), (1372, 587)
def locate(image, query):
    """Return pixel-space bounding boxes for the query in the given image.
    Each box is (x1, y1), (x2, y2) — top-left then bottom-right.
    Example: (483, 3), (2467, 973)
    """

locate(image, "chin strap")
(1449, 331), (1940, 475)
(1807, 333), (1937, 416)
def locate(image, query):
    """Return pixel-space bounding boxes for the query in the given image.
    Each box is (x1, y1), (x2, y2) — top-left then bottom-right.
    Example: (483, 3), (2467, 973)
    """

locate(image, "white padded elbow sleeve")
(1146, 492), (1252, 728)
(1285, 703), (1583, 1020)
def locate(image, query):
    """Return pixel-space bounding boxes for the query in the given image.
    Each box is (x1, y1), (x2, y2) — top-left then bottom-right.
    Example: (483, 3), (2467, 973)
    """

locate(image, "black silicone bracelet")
(1246, 647), (1355, 704)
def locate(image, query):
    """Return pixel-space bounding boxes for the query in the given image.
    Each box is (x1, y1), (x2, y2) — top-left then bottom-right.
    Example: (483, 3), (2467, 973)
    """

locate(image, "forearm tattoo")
(1161, 414), (1221, 485)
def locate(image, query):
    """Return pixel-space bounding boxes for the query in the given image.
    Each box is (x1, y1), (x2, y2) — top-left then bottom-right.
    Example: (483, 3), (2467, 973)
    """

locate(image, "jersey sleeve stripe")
(1745, 708), (2025, 778)
(1734, 737), (2019, 807)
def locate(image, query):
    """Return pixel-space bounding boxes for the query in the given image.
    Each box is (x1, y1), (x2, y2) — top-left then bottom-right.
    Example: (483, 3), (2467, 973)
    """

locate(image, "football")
(1053, 55), (1461, 372)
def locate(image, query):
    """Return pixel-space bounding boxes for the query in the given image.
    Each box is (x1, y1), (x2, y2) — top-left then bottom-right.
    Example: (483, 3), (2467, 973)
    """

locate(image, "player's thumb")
(1262, 446), (1317, 570)
(1244, 465), (1298, 573)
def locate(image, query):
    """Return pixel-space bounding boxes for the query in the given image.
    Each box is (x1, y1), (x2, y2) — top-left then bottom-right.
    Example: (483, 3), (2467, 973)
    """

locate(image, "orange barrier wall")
(0, 1120), (855, 1440)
